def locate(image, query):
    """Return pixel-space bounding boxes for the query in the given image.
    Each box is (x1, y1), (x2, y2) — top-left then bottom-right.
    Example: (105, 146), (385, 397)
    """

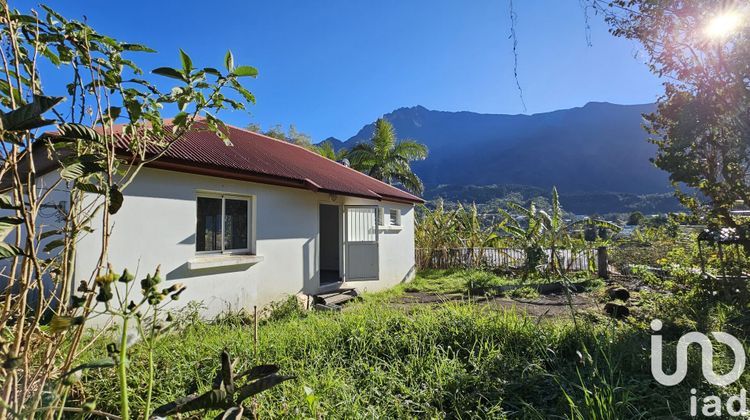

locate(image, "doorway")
(319, 204), (341, 285)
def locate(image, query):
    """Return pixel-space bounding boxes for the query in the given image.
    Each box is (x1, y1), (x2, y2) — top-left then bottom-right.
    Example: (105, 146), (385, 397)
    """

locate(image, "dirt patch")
(390, 291), (597, 318)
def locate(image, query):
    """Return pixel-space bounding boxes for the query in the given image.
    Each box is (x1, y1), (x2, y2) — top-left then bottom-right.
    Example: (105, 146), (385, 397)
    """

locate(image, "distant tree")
(349, 118), (428, 194)
(627, 211), (645, 226)
(263, 124), (287, 140)
(287, 124), (313, 148)
(245, 122), (262, 132)
(604, 1), (750, 226)
(247, 123), (314, 149)
(314, 141), (348, 161)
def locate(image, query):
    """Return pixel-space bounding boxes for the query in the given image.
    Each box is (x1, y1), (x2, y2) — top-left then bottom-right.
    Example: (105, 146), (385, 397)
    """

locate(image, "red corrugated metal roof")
(114, 120), (423, 204)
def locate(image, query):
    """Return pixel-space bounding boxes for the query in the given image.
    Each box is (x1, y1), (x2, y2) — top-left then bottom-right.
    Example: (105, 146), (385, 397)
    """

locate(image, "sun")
(704, 11), (744, 39)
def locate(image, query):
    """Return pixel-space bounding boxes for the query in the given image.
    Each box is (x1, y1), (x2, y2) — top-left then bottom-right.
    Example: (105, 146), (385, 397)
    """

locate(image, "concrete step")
(314, 288), (359, 307)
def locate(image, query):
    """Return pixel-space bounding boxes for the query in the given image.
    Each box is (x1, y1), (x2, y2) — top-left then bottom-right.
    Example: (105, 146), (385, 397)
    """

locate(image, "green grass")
(402, 269), (520, 295)
(77, 297), (701, 418)
(400, 269), (602, 300)
(74, 269), (746, 419)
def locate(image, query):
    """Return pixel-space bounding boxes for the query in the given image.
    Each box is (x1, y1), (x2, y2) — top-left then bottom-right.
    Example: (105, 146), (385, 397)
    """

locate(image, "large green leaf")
(0, 195), (19, 210)
(232, 66), (258, 78)
(179, 49), (193, 74)
(152, 67), (187, 82)
(224, 50), (234, 72)
(43, 239), (65, 253)
(56, 123), (104, 143)
(0, 216), (22, 241)
(121, 43), (156, 53)
(74, 182), (104, 194)
(0, 80), (23, 107)
(0, 95), (63, 132)
(60, 158), (106, 181)
(40, 229), (62, 240)
(232, 84), (255, 104)
(0, 242), (24, 259)
(0, 216), (23, 229)
(203, 67), (221, 77)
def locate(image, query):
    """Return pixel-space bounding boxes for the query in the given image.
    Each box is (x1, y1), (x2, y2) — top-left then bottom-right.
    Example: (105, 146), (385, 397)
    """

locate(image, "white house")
(30, 121), (422, 317)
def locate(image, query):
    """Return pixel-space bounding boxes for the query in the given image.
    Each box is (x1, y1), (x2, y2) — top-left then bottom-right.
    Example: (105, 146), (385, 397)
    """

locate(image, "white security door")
(345, 206), (379, 280)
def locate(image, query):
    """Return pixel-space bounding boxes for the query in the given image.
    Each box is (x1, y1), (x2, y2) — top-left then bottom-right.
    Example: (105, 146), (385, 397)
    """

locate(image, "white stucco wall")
(72, 167), (415, 318)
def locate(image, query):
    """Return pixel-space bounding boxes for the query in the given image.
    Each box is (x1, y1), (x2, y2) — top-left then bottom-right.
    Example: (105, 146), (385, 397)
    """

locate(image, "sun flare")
(704, 11), (744, 39)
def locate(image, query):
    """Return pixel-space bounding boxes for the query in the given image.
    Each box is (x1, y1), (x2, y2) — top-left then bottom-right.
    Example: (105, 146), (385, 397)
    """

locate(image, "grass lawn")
(77, 271), (730, 418)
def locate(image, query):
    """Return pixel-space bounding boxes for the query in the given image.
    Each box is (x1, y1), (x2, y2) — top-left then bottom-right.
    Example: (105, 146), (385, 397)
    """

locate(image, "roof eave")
(146, 159), (423, 204)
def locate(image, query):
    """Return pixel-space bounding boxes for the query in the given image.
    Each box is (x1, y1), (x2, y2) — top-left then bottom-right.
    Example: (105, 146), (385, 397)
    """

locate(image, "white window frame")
(196, 192), (254, 255)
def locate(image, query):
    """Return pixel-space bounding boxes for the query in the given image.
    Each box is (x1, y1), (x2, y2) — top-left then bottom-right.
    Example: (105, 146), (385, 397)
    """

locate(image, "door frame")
(317, 203), (344, 292)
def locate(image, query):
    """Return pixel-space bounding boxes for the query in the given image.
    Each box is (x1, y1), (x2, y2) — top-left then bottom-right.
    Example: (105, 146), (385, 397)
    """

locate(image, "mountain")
(335, 102), (668, 194)
(319, 136), (345, 149)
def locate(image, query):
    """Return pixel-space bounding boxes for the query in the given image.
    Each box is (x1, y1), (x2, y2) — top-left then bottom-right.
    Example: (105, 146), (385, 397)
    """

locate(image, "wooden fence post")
(597, 246), (609, 279)
(253, 305), (258, 360)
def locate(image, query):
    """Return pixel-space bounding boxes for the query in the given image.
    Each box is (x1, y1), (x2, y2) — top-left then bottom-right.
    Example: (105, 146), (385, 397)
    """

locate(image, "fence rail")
(416, 247), (599, 272)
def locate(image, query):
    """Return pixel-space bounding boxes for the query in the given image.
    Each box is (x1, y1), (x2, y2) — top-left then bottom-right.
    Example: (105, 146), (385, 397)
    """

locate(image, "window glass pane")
(224, 199), (249, 250)
(197, 197), (222, 251)
(389, 209), (400, 226)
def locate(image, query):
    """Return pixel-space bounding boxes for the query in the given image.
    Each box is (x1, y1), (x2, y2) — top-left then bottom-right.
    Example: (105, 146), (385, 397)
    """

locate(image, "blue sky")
(20, 0), (662, 140)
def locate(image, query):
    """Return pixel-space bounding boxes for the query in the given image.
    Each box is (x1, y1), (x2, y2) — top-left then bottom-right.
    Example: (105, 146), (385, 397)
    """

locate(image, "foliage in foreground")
(603, 0), (750, 227)
(0, 2), (257, 417)
(75, 295), (726, 419)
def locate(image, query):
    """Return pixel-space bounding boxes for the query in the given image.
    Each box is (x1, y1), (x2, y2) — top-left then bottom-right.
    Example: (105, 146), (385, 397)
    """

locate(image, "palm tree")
(349, 118), (428, 194)
(313, 141), (348, 161)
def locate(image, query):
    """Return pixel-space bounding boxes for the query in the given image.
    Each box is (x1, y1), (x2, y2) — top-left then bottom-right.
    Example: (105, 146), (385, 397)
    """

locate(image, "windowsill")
(188, 254), (264, 270)
(379, 225), (403, 232)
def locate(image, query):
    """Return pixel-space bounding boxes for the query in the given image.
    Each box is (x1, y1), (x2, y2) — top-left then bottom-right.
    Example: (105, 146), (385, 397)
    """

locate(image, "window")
(389, 209), (401, 226)
(196, 195), (251, 253)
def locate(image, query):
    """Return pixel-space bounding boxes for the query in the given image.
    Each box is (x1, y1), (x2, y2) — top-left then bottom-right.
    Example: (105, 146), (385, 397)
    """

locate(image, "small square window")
(197, 195), (252, 253)
(389, 209), (401, 226)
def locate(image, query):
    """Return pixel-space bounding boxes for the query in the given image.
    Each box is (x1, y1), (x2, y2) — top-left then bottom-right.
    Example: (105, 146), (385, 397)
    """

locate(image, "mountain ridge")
(324, 102), (668, 194)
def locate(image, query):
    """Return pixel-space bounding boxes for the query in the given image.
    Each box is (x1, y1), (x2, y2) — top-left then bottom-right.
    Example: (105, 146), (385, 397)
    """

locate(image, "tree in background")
(246, 123), (314, 148)
(313, 140), (349, 161)
(349, 118), (428, 194)
(627, 211), (645, 226)
(603, 0), (750, 227)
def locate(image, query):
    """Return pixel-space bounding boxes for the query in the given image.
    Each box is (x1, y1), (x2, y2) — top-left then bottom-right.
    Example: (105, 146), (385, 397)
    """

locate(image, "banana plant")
(498, 187), (621, 277)
(536, 188), (620, 274)
(454, 203), (498, 268)
(415, 200), (461, 266)
(497, 201), (547, 277)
